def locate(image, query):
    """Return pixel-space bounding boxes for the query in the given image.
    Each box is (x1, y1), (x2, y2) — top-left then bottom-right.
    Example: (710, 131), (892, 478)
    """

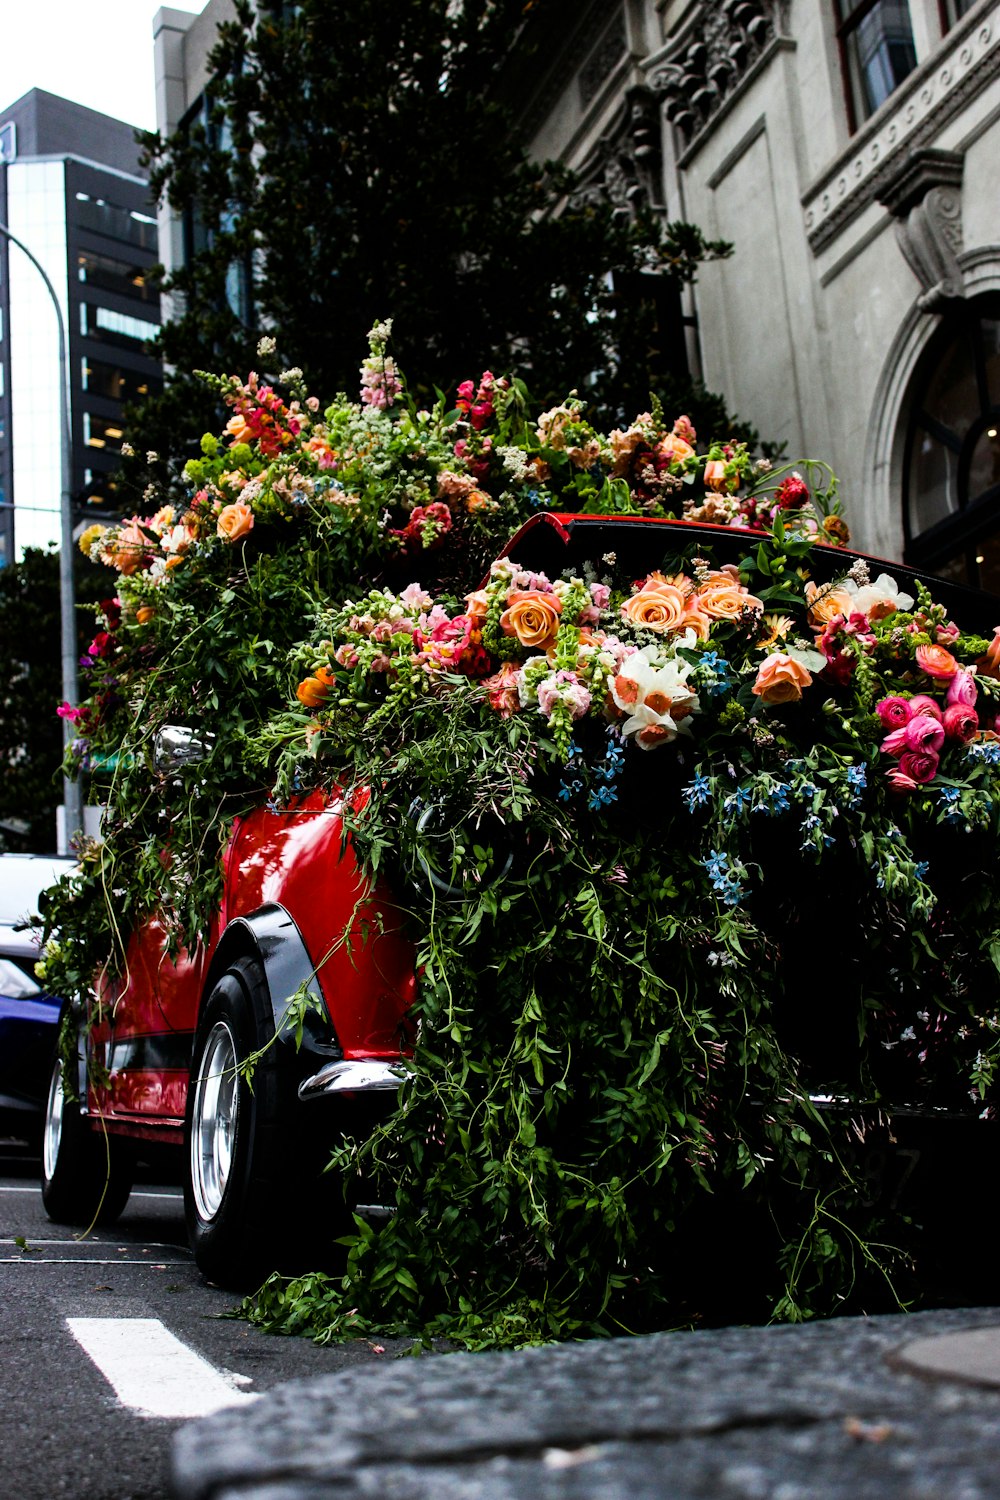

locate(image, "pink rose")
(907, 694), (942, 721)
(946, 670), (978, 709)
(898, 749), (939, 784)
(886, 767), (919, 794)
(904, 715), (945, 754)
(876, 696), (912, 730)
(943, 703), (979, 742)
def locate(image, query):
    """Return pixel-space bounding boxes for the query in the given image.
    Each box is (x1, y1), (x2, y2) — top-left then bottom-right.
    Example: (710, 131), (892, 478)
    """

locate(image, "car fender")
(199, 904), (342, 1062)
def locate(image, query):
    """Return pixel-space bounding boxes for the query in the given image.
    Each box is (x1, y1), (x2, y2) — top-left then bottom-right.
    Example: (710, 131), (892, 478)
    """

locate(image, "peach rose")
(752, 652), (813, 704)
(703, 459), (727, 491)
(296, 667), (334, 708)
(499, 589), (562, 650)
(804, 580), (852, 628)
(915, 643), (958, 679)
(464, 589), (490, 625)
(621, 579), (688, 632)
(225, 414), (254, 444)
(695, 571), (763, 622)
(110, 520), (149, 576)
(658, 434), (695, 465)
(977, 627), (1000, 679)
(681, 603), (713, 640)
(217, 502), (255, 542)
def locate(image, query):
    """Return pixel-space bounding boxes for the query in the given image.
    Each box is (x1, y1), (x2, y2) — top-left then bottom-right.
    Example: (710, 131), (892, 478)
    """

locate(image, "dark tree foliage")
(0, 551), (107, 852)
(128, 0), (741, 485)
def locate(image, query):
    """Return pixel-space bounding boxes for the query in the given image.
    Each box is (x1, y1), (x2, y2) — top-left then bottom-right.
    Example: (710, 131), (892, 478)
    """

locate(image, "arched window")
(903, 294), (1000, 593)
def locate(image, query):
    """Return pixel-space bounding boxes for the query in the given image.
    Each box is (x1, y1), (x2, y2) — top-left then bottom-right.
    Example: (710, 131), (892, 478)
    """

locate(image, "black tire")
(184, 955), (350, 1290)
(41, 1052), (133, 1226)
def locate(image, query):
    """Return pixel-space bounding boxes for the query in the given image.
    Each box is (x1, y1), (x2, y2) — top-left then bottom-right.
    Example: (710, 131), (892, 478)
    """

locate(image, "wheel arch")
(199, 904), (342, 1059)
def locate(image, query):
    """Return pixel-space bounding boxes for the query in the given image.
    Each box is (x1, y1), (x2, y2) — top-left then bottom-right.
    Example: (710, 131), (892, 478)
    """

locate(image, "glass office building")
(0, 90), (162, 564)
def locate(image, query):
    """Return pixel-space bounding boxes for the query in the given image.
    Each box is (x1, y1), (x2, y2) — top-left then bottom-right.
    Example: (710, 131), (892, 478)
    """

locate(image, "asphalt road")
(0, 1137), (407, 1500)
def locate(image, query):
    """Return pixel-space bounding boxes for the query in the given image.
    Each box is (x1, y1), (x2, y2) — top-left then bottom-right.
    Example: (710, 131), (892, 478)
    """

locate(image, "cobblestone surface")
(172, 1308), (1000, 1500)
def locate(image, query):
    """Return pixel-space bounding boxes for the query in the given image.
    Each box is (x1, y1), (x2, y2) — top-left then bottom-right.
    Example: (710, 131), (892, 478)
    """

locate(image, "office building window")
(81, 357), (160, 403)
(836, 0), (918, 128)
(74, 192), (158, 252)
(81, 303), (159, 350)
(903, 295), (1000, 592)
(84, 412), (126, 449)
(78, 249), (158, 306)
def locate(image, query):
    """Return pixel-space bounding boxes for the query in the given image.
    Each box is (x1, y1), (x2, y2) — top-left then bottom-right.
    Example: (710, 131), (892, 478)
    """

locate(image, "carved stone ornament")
(569, 86), (664, 218)
(647, 0), (789, 150)
(877, 149), (965, 313)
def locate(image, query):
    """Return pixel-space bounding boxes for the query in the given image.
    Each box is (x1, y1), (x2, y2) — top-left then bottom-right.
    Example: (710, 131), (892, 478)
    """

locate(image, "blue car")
(0, 855), (74, 1139)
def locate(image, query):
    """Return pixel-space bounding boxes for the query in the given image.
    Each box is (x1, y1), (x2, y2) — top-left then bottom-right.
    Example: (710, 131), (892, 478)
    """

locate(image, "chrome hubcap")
(190, 1021), (239, 1222)
(43, 1060), (64, 1182)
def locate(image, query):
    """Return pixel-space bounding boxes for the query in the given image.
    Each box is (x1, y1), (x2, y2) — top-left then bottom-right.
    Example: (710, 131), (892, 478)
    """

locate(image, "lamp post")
(0, 219), (82, 849)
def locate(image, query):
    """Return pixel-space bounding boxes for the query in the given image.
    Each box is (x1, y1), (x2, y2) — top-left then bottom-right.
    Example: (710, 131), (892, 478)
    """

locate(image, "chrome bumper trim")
(298, 1059), (411, 1100)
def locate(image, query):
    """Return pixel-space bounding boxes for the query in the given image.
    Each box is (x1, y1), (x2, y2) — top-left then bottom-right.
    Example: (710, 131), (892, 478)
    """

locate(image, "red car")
(39, 516), (999, 1287)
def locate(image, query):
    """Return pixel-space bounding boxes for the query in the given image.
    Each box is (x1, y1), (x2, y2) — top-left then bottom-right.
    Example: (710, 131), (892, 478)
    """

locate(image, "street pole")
(0, 219), (82, 849)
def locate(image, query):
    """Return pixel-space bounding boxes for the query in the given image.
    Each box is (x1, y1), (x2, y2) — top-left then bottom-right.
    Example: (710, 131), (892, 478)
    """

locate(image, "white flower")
(120, 441), (135, 457)
(843, 572), (914, 620)
(611, 645), (700, 750)
(256, 334), (277, 358)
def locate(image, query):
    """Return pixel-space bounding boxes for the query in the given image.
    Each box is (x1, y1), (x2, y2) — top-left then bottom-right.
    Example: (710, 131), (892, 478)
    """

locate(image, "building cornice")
(801, 1), (1000, 256)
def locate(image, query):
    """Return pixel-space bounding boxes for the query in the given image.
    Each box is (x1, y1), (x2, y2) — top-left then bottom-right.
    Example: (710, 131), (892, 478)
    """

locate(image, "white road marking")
(0, 1185), (182, 1199)
(66, 1317), (258, 1419)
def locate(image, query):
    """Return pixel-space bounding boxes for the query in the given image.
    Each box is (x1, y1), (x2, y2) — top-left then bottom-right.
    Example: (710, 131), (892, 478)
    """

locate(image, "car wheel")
(41, 1053), (133, 1226)
(184, 956), (349, 1290)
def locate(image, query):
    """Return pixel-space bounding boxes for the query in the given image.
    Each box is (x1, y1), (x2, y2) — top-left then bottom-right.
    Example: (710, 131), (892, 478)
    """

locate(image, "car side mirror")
(152, 725), (215, 771)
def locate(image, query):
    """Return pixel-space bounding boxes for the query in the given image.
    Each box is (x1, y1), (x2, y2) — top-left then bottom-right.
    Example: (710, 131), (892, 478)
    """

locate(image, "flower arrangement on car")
(38, 323), (1000, 1349)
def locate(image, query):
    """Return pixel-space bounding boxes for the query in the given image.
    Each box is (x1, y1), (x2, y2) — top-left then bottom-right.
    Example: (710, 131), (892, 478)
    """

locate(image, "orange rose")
(681, 603), (712, 641)
(804, 580), (852, 629)
(296, 668), (334, 709)
(621, 580), (688, 632)
(499, 590), (562, 650)
(752, 653), (813, 704)
(217, 502), (255, 542)
(915, 643), (958, 679)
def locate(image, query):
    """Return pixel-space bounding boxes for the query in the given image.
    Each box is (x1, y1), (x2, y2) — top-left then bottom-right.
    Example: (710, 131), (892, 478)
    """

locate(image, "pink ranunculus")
(907, 694), (942, 721)
(886, 766), (919, 794)
(876, 696), (912, 730)
(880, 726), (910, 757)
(946, 669), (978, 709)
(943, 702), (979, 742)
(904, 714), (946, 754)
(898, 749), (939, 784)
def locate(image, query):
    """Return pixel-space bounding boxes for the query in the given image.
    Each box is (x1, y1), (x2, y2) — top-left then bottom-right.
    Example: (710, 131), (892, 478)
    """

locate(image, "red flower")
(774, 474), (810, 509)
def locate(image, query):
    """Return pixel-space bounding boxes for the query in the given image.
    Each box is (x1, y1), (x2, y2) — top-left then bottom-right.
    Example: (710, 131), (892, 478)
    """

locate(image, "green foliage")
(124, 0), (737, 488)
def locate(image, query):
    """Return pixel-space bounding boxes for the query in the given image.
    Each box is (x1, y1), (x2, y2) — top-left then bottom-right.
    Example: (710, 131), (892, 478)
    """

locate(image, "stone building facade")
(515, 0), (1000, 587)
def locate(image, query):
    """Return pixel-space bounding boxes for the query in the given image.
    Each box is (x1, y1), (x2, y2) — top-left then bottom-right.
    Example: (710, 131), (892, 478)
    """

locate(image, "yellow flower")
(758, 613), (795, 649)
(78, 523), (107, 557)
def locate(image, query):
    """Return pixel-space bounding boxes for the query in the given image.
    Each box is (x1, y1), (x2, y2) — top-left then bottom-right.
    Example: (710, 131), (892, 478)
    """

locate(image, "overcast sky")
(0, 1), (204, 134)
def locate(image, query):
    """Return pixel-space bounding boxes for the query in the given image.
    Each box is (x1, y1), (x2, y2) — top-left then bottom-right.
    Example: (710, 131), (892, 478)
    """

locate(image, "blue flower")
(846, 765), (867, 790)
(682, 773), (713, 811)
(724, 784), (753, 816)
(587, 783), (618, 811)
